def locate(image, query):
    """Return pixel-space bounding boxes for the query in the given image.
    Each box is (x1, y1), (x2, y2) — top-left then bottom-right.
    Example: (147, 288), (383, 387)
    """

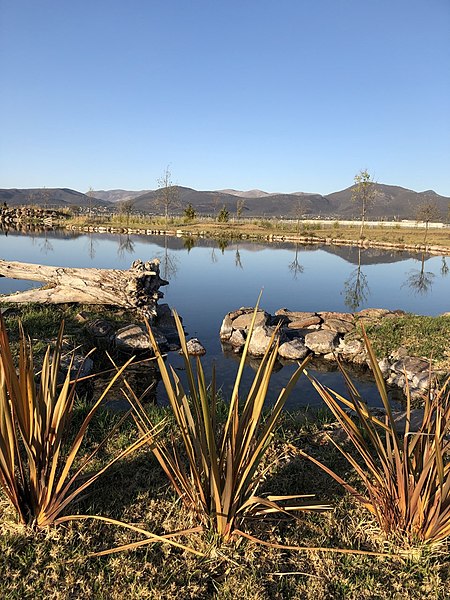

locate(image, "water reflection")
(343, 248), (370, 310)
(441, 257), (449, 277)
(157, 236), (179, 279)
(117, 234), (135, 258)
(288, 243), (304, 279)
(403, 253), (435, 296)
(182, 236), (195, 253)
(85, 233), (98, 260)
(235, 245), (243, 269)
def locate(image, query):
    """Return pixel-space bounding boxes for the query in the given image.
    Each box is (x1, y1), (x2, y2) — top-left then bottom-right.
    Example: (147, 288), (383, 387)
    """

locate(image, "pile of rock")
(220, 307), (442, 400)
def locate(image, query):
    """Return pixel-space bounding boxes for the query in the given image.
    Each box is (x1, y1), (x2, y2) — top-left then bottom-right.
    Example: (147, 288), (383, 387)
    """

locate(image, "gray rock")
(219, 314), (234, 341)
(232, 310), (269, 330)
(229, 329), (246, 348)
(304, 330), (339, 354)
(391, 357), (431, 379)
(378, 357), (391, 377)
(411, 371), (431, 390)
(115, 324), (167, 352)
(275, 309), (316, 320)
(322, 318), (355, 334)
(248, 325), (280, 357)
(339, 338), (364, 357)
(390, 347), (409, 361)
(184, 338), (206, 356)
(278, 338), (309, 360)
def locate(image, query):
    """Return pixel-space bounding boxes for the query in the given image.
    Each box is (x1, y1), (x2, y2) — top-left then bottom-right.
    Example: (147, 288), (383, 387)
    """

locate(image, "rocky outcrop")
(220, 306), (445, 400)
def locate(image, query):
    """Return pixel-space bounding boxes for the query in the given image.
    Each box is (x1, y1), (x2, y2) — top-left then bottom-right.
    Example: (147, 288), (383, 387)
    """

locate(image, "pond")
(1, 228), (449, 409)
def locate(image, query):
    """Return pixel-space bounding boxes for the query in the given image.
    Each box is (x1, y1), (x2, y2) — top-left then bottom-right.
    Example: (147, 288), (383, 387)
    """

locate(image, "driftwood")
(0, 259), (168, 317)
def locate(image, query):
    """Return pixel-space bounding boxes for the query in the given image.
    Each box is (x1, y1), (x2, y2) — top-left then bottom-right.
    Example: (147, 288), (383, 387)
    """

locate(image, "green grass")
(359, 314), (450, 370)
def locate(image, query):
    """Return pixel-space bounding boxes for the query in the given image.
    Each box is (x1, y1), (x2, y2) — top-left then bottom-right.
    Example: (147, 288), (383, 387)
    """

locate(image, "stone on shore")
(304, 330), (339, 354)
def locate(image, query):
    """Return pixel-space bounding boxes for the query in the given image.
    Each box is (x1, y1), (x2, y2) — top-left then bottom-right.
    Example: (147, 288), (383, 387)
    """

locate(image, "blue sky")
(1, 0), (449, 195)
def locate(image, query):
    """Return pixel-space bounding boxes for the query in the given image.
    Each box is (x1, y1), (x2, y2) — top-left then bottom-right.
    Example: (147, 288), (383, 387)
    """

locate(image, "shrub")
(127, 306), (326, 542)
(299, 330), (450, 546)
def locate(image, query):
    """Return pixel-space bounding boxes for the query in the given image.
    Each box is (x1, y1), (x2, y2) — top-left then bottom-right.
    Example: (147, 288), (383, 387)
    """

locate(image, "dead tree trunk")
(0, 259), (168, 317)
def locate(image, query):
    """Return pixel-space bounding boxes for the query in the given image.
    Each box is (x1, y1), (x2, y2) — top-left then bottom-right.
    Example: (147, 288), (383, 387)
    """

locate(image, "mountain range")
(1, 184), (448, 221)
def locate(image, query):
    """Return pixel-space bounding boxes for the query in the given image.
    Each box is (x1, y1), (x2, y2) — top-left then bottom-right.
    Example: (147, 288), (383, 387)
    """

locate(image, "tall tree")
(352, 170), (377, 238)
(156, 166), (179, 222)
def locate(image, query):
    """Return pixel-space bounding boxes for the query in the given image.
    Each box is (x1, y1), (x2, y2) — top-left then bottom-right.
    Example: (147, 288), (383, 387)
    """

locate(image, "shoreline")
(65, 223), (450, 257)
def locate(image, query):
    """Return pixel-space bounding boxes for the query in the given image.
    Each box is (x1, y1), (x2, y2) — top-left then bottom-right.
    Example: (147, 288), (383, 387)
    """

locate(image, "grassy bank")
(1, 305), (450, 598)
(64, 214), (450, 251)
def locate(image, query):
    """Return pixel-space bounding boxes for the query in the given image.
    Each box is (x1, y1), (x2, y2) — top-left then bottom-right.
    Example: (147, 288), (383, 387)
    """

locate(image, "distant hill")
(325, 184), (449, 220)
(92, 189), (149, 203)
(0, 188), (111, 208)
(1, 184), (448, 220)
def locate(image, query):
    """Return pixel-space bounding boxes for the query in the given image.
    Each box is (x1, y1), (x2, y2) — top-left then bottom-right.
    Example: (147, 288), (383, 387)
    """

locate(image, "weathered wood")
(0, 259), (168, 317)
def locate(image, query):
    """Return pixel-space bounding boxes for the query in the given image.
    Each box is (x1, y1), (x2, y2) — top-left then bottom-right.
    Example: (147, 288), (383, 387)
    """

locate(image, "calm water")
(1, 228), (449, 408)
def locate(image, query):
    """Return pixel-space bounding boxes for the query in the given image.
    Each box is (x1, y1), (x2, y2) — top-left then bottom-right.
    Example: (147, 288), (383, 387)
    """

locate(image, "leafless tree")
(416, 200), (442, 244)
(352, 170), (377, 238)
(156, 166), (179, 222)
(118, 198), (136, 226)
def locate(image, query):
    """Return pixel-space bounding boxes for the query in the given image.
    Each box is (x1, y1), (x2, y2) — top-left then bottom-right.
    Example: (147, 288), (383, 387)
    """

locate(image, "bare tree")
(118, 198), (136, 227)
(87, 187), (95, 218)
(352, 170), (377, 238)
(156, 166), (179, 222)
(416, 200), (441, 244)
(236, 198), (246, 220)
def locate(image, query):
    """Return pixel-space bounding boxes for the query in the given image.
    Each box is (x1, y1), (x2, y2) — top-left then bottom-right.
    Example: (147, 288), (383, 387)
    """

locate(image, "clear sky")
(1, 0), (449, 196)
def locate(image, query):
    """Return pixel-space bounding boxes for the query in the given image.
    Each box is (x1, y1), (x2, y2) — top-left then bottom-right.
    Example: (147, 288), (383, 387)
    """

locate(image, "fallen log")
(0, 259), (168, 317)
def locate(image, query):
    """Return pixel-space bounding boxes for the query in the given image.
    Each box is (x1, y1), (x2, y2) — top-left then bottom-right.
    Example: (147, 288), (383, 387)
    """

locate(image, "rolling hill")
(1, 184), (448, 220)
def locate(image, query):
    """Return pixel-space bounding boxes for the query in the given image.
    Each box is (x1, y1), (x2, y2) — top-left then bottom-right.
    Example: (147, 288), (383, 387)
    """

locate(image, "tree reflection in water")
(288, 244), (304, 279)
(403, 253), (435, 295)
(157, 236), (179, 279)
(343, 247), (370, 310)
(117, 234), (135, 259)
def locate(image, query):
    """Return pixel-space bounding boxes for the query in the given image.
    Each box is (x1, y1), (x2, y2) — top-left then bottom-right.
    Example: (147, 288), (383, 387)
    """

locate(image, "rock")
(232, 310), (269, 330)
(287, 316), (322, 329)
(85, 318), (115, 349)
(338, 338), (364, 356)
(391, 357), (431, 379)
(357, 308), (390, 319)
(115, 324), (167, 353)
(229, 329), (246, 349)
(390, 347), (409, 361)
(278, 338), (309, 360)
(411, 372), (431, 390)
(304, 330), (339, 354)
(275, 309), (316, 321)
(318, 311), (355, 323)
(219, 314), (234, 341)
(248, 325), (280, 357)
(322, 318), (355, 334)
(155, 303), (177, 329)
(378, 357), (391, 377)
(183, 338), (206, 356)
